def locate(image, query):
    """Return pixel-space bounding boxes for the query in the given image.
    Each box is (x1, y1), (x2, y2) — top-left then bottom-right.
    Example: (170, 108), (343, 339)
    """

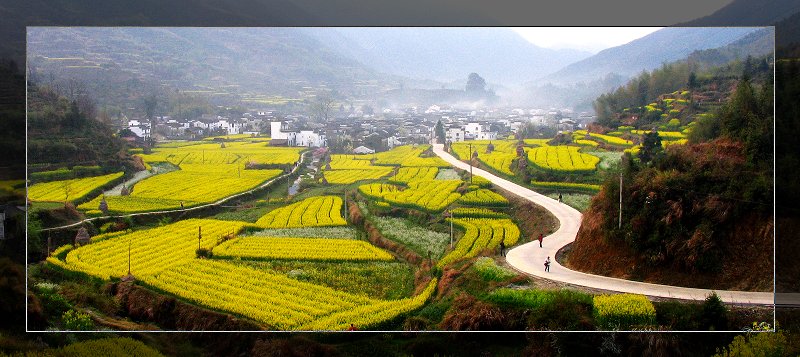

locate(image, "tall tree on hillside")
(310, 94), (335, 123)
(718, 76), (773, 167)
(465, 73), (486, 94)
(638, 132), (663, 166)
(435, 120), (445, 144)
(720, 79), (758, 139)
(143, 94), (158, 145)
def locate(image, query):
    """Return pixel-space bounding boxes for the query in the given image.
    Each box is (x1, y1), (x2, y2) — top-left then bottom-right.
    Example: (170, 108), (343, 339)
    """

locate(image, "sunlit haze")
(513, 27), (663, 53)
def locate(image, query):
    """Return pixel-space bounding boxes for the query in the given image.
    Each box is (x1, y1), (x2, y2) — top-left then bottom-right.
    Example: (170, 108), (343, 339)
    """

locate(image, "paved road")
(432, 143), (774, 305)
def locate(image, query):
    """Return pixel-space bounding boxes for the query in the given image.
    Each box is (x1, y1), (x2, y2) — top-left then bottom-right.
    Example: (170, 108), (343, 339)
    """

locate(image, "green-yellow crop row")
(297, 278), (437, 331)
(389, 167), (439, 183)
(141, 259), (436, 330)
(526, 146), (600, 172)
(255, 196), (347, 228)
(142, 259), (375, 330)
(328, 155), (379, 170)
(450, 207), (507, 218)
(593, 293), (656, 329)
(457, 189), (509, 206)
(359, 180), (462, 213)
(213, 236), (394, 261)
(323, 168), (393, 184)
(575, 139), (600, 147)
(47, 219), (248, 279)
(574, 130), (633, 147)
(28, 172), (123, 203)
(139, 143), (303, 166)
(451, 140), (517, 176)
(358, 183), (400, 197)
(437, 218), (520, 268)
(79, 169), (282, 213)
(630, 130), (686, 140)
(530, 181), (601, 193)
(372, 145), (449, 167)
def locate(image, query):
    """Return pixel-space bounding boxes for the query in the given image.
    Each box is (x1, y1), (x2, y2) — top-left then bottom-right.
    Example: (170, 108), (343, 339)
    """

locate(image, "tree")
(63, 100), (83, 129)
(143, 94), (158, 145)
(310, 94), (335, 123)
(688, 114), (720, 143)
(700, 292), (728, 331)
(720, 79), (758, 138)
(688, 71), (698, 89)
(465, 73), (486, 94)
(435, 120), (445, 144)
(637, 132), (662, 166)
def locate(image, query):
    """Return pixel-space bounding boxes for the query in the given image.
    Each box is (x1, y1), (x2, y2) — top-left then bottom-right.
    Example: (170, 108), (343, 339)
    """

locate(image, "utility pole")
(468, 143), (473, 184)
(198, 226), (202, 251)
(443, 210), (453, 248)
(450, 214), (453, 248)
(343, 190), (348, 222)
(127, 238), (131, 275)
(619, 172), (623, 229)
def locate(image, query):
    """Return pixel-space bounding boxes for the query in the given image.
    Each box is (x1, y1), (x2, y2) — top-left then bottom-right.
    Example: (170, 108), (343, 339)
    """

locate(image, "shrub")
(196, 248), (212, 258)
(593, 294), (656, 329)
(701, 292), (729, 330)
(62, 309), (94, 330)
(487, 288), (592, 308)
(30, 167), (73, 182)
(486, 288), (594, 330)
(655, 301), (701, 330)
(714, 328), (788, 357)
(57, 337), (165, 356)
(472, 257), (516, 282)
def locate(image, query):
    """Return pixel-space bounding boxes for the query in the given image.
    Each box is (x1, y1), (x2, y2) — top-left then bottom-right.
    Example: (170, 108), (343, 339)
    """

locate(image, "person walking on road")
(538, 233), (543, 248)
(558, 192), (562, 203)
(544, 256), (551, 272)
(499, 240), (506, 257)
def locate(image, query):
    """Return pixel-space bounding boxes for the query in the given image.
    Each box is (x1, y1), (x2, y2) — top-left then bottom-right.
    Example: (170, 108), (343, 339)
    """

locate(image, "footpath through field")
(431, 143), (774, 305)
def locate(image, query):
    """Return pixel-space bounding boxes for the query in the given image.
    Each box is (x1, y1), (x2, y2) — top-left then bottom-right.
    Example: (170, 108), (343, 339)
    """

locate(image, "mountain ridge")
(539, 27), (761, 85)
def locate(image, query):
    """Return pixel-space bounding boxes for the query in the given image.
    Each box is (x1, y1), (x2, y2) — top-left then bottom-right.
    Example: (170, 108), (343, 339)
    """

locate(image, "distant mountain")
(676, 0), (800, 49)
(26, 27), (387, 107)
(686, 27), (775, 66)
(519, 27), (774, 111)
(302, 28), (592, 87)
(27, 27), (594, 109)
(540, 27), (762, 85)
(0, 0), (321, 66)
(678, 0), (800, 26)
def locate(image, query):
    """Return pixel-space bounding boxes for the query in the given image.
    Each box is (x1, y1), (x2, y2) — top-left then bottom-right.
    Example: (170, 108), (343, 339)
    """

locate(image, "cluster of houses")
(121, 104), (594, 152)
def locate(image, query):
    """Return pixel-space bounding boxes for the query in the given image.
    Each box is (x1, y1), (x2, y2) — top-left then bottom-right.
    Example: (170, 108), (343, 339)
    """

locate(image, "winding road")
(431, 143), (774, 305)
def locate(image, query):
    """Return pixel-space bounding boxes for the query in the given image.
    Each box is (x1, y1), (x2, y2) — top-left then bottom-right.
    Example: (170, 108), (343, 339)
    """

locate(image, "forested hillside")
(566, 58), (774, 291)
(26, 82), (136, 172)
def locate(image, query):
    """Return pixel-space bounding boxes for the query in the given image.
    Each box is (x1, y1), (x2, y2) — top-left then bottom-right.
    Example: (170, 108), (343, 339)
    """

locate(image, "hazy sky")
(513, 27), (663, 53)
